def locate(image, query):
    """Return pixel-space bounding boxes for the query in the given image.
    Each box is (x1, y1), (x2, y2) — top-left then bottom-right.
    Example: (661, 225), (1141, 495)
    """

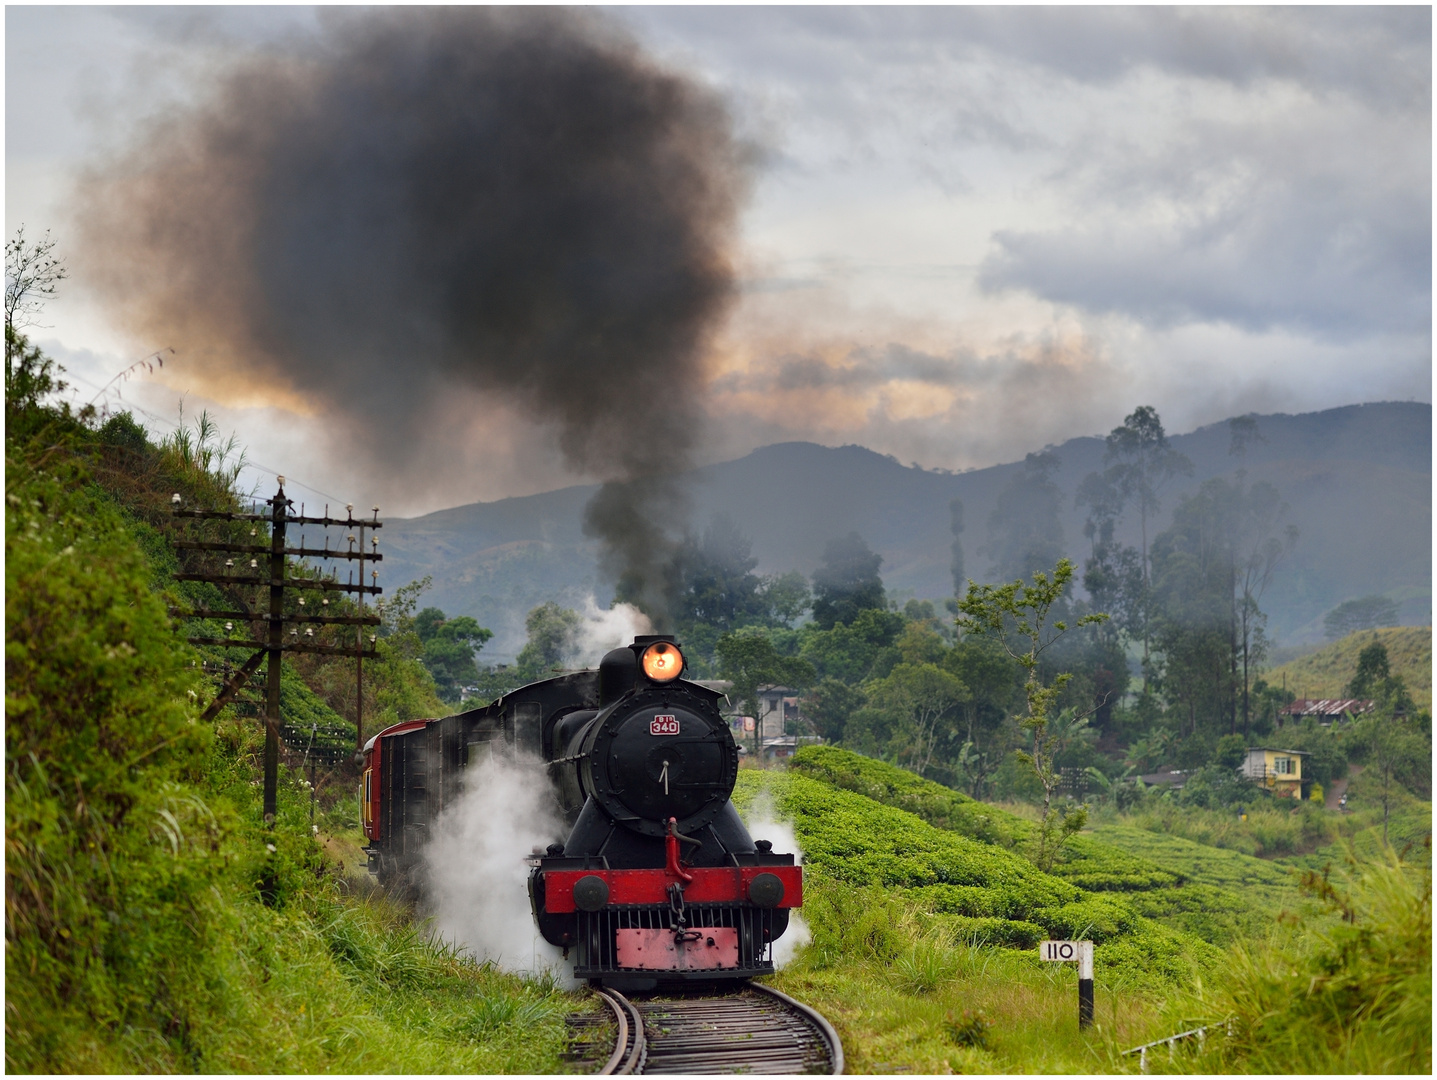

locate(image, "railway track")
(582, 983), (843, 1075)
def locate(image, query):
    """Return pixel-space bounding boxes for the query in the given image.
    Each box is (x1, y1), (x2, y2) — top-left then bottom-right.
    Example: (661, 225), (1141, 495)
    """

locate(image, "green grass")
(1164, 849), (1431, 1073)
(1265, 625), (1431, 711)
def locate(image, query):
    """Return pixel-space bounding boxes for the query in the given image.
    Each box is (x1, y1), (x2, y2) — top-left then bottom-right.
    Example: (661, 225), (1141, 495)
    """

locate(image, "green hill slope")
(1265, 626), (1432, 710)
(780, 746), (1313, 949)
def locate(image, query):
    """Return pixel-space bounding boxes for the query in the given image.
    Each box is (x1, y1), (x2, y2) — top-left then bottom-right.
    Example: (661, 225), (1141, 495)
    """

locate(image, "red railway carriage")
(361, 635), (802, 988)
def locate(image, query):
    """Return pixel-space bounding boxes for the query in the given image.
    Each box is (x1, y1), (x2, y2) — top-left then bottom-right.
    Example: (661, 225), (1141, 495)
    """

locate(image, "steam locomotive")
(360, 635), (801, 988)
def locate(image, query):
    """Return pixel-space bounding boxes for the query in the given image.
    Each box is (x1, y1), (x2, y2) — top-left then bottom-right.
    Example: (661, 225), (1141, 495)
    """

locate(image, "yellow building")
(1239, 747), (1308, 797)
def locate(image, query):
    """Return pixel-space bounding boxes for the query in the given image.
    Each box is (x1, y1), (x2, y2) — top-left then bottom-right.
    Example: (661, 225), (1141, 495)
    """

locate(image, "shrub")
(944, 1008), (991, 1049)
(1181, 848), (1431, 1073)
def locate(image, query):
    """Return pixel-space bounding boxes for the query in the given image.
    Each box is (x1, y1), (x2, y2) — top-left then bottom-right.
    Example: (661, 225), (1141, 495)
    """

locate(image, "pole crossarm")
(187, 636), (379, 658)
(172, 508), (381, 530)
(286, 513), (382, 529)
(172, 539), (383, 562)
(172, 572), (383, 595)
(170, 607), (381, 627)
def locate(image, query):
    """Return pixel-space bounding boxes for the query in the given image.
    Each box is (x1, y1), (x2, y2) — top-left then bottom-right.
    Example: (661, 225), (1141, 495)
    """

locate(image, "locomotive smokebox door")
(580, 688), (738, 838)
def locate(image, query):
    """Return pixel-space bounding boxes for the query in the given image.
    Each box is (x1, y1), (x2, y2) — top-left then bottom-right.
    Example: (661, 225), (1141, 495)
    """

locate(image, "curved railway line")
(575, 983), (843, 1075)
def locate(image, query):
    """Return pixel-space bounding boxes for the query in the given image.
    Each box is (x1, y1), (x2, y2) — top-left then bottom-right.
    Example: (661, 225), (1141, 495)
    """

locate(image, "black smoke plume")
(75, 7), (748, 624)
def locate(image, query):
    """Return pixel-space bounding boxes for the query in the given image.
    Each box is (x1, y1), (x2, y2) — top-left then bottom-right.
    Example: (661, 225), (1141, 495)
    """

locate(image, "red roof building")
(1278, 698), (1374, 725)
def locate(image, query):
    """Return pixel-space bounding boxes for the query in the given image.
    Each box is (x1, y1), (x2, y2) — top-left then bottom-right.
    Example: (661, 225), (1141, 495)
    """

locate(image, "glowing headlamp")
(641, 641), (684, 682)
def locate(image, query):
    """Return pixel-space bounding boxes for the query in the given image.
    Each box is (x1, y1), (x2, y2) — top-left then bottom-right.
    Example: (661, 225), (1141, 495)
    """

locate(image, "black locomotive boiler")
(361, 635), (802, 988)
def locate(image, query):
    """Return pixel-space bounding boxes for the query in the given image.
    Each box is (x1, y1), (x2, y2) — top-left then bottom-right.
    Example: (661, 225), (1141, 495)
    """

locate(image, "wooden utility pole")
(264, 485), (287, 822)
(170, 479), (383, 826)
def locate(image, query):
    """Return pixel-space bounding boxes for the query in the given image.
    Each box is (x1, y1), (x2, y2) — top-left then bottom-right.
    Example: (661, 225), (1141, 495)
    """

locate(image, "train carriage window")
(362, 770), (372, 826)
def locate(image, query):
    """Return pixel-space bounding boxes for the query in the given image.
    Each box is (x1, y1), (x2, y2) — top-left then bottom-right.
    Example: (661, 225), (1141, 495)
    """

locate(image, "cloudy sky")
(6, 6), (1430, 516)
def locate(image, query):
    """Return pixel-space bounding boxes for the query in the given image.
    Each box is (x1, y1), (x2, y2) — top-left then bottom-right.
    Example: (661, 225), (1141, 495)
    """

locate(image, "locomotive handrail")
(750, 982), (845, 1075)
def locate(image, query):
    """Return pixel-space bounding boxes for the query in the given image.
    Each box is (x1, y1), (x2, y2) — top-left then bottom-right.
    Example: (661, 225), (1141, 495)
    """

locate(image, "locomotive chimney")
(599, 648), (638, 706)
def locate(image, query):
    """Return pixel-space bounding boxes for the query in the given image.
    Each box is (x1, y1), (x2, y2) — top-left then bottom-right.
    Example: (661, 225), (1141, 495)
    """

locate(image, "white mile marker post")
(1040, 939), (1095, 1030)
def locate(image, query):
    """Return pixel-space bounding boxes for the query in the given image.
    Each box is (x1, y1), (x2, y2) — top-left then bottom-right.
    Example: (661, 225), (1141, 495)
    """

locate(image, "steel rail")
(595, 987), (646, 1076)
(611, 986), (839, 1075)
(749, 982), (845, 1075)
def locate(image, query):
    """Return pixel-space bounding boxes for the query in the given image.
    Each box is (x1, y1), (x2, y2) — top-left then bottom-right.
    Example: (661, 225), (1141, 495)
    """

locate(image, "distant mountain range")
(380, 401), (1431, 662)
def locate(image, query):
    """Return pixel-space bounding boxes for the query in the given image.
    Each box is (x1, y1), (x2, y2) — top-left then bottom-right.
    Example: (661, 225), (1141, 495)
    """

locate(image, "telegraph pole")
(264, 483), (288, 823)
(170, 479), (383, 827)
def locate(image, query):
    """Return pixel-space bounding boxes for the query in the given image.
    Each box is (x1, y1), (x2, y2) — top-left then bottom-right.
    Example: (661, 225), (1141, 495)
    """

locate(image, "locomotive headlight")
(641, 641), (684, 682)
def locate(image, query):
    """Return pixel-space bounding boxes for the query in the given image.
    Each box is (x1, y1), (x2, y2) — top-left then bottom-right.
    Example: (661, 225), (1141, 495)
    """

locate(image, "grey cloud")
(715, 339), (1097, 397)
(625, 7), (1430, 109)
(980, 116), (1431, 339)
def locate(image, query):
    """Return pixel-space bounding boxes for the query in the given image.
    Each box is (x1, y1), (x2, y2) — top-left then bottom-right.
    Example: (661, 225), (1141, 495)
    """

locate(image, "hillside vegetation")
(4, 341), (577, 1070)
(1265, 626), (1431, 710)
(786, 746), (1305, 947)
(761, 746), (1428, 1073)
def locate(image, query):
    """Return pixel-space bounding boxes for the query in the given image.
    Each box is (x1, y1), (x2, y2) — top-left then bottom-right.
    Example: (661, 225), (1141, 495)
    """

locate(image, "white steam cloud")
(424, 753), (574, 984)
(740, 788), (811, 969)
(570, 597), (654, 667)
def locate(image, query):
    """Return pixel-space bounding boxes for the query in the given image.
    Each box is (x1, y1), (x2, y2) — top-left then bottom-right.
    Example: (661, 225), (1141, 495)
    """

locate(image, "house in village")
(753, 685), (802, 743)
(1278, 698), (1374, 725)
(1239, 747), (1309, 798)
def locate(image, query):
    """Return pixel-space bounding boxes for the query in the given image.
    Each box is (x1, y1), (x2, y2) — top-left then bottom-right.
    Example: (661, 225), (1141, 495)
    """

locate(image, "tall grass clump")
(1174, 845), (1431, 1074)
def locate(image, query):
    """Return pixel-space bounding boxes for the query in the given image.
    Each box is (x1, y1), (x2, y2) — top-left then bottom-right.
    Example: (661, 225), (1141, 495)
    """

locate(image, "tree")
(758, 570), (811, 626)
(715, 630), (815, 757)
(1227, 414), (1268, 463)
(5, 228), (72, 435)
(414, 606), (447, 642)
(945, 633), (1022, 798)
(801, 676), (864, 742)
(413, 608), (494, 701)
(1351, 708), (1429, 843)
(1102, 406), (1193, 682)
(674, 513), (764, 633)
(1075, 468), (1144, 647)
(798, 607), (905, 684)
(982, 450), (1065, 583)
(1325, 596), (1400, 640)
(5, 226), (68, 365)
(1348, 641), (1392, 699)
(866, 662), (970, 777)
(1346, 640), (1415, 714)
(516, 601), (581, 678)
(810, 532), (886, 630)
(949, 498), (966, 598)
(957, 558), (1108, 870)
(1149, 474), (1295, 737)
(1215, 732), (1247, 771)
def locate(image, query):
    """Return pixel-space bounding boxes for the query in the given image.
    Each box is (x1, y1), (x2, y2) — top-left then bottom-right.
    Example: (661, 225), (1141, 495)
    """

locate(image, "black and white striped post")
(1040, 939), (1095, 1030)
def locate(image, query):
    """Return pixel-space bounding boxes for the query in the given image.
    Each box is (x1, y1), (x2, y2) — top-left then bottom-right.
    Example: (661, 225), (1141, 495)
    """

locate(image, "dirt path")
(1326, 763), (1364, 809)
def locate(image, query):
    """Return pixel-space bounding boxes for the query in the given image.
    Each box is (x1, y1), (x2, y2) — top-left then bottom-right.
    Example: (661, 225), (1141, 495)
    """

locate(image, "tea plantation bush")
(791, 746), (1182, 890)
(734, 770), (1222, 984)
